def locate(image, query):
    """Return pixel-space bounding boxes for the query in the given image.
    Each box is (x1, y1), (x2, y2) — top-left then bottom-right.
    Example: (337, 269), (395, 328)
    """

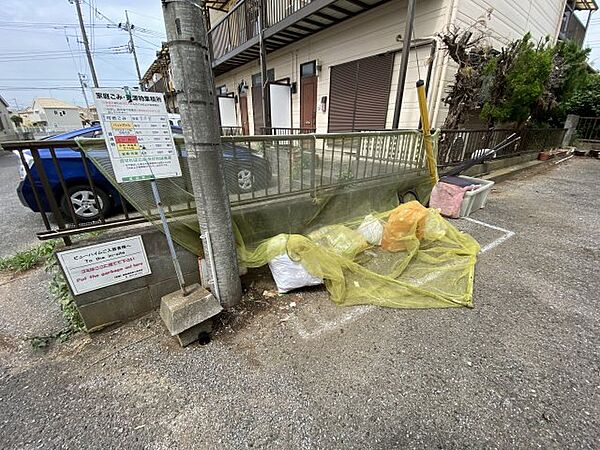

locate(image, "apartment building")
(144, 0), (597, 133)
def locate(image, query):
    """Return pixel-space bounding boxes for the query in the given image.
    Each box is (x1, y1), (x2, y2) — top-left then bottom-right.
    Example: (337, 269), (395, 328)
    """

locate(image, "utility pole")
(78, 73), (90, 109)
(72, 0), (99, 88)
(392, 0), (416, 128)
(161, 0), (242, 308)
(258, 0), (271, 132)
(123, 10), (144, 90)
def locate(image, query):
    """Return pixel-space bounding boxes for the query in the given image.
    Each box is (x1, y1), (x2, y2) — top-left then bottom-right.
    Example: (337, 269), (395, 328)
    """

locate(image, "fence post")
(562, 114), (579, 147)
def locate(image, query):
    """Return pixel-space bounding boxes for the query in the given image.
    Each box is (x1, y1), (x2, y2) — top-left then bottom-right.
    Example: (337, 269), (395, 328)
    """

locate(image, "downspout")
(430, 0), (460, 127)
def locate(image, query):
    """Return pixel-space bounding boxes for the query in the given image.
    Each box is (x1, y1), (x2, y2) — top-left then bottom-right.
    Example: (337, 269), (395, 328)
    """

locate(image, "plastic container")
(455, 175), (495, 217)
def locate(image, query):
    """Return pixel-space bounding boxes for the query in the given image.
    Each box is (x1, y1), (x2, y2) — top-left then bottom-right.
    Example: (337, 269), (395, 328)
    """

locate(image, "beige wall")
(215, 0), (449, 134)
(214, 0), (566, 133)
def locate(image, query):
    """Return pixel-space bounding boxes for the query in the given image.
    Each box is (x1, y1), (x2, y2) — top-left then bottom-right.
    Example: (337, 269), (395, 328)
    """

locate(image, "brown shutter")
(328, 60), (358, 132)
(328, 53), (394, 132)
(354, 53), (394, 131)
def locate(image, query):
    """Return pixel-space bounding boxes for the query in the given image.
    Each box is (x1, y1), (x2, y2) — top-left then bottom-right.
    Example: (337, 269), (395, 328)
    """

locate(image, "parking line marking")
(462, 216), (516, 254)
(294, 305), (375, 339)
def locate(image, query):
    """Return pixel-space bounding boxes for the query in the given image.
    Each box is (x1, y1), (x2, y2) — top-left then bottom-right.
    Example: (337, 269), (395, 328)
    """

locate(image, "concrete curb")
(480, 159), (546, 183)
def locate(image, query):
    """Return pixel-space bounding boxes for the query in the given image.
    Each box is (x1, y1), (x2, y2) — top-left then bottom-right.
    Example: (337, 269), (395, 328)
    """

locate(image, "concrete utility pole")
(161, 0), (242, 308)
(258, 0), (271, 131)
(78, 73), (90, 109)
(72, 0), (99, 88)
(392, 0), (416, 128)
(123, 10), (144, 90)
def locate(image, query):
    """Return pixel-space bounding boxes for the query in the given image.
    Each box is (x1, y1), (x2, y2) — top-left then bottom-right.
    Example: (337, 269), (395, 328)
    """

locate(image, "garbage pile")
(238, 201), (480, 309)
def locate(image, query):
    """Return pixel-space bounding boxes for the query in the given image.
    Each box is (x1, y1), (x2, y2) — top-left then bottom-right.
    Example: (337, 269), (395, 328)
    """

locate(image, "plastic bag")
(308, 225), (369, 259)
(357, 214), (384, 245)
(268, 253), (323, 293)
(381, 201), (428, 252)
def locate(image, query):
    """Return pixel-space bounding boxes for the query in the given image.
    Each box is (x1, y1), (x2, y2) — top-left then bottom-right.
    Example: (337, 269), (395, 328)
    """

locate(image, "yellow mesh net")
(237, 201), (479, 309)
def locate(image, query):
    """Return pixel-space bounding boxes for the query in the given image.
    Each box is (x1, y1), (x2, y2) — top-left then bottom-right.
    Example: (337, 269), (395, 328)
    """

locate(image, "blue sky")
(0, 1), (598, 111)
(0, 0), (166, 110)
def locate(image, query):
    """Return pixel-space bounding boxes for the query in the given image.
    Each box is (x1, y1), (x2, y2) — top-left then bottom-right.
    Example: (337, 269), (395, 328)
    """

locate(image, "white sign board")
(57, 236), (151, 295)
(269, 84), (292, 130)
(93, 88), (182, 183)
(218, 96), (237, 127)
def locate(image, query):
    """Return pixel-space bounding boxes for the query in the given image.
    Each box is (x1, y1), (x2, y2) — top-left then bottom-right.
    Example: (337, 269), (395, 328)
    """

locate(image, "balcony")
(559, 0), (598, 47)
(208, 0), (391, 76)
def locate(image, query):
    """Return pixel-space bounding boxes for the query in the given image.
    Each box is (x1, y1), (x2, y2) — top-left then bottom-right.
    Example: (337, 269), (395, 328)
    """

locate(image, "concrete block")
(160, 283), (222, 336)
(176, 320), (213, 347)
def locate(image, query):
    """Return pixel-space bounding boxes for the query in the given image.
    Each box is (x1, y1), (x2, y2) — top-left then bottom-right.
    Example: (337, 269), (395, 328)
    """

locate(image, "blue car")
(16, 125), (271, 222)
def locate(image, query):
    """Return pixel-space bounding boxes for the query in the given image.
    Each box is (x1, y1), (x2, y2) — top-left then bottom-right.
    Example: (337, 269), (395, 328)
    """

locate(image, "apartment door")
(300, 61), (317, 131)
(239, 94), (249, 135)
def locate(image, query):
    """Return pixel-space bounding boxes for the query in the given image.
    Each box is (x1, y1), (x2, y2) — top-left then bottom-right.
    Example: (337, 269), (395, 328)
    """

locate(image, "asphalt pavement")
(0, 151), (46, 258)
(0, 157), (598, 449)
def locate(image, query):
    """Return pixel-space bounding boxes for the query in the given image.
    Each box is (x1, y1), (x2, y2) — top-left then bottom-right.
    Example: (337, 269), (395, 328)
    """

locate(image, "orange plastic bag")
(381, 201), (428, 252)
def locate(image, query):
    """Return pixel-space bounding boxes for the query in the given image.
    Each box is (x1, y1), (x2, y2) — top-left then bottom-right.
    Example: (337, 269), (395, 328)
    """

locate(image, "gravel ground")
(0, 151), (45, 258)
(0, 157), (598, 449)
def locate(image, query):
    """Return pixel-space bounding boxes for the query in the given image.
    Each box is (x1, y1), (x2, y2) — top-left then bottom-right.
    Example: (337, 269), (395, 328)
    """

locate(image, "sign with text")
(57, 236), (151, 295)
(93, 88), (182, 183)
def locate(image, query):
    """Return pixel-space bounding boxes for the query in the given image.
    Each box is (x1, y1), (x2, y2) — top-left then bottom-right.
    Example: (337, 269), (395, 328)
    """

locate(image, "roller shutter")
(328, 53), (394, 132)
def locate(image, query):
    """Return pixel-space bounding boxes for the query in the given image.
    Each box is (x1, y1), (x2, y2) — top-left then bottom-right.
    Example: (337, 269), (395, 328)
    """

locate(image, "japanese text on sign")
(93, 88), (182, 183)
(57, 236), (151, 295)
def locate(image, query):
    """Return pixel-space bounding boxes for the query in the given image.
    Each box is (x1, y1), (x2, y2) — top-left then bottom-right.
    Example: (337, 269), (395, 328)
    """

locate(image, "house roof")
(33, 97), (79, 110)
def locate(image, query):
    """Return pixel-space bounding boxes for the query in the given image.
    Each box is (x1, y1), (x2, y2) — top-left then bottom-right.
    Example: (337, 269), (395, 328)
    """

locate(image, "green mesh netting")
(77, 130), (480, 309)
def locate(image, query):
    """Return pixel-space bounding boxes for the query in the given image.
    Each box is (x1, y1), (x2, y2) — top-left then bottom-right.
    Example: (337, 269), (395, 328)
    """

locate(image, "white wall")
(40, 107), (82, 131)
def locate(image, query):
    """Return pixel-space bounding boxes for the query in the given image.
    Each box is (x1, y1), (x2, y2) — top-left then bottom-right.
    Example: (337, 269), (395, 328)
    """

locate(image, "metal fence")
(260, 127), (316, 135)
(576, 117), (600, 142)
(209, 0), (315, 60)
(2, 126), (565, 244)
(438, 128), (566, 167)
(223, 130), (427, 206)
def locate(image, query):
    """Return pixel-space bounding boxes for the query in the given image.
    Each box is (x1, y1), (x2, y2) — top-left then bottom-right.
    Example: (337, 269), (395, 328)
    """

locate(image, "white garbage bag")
(357, 214), (384, 245)
(268, 253), (323, 294)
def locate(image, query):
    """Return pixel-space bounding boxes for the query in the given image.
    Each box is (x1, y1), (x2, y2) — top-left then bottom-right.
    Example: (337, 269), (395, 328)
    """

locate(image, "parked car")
(16, 125), (271, 222)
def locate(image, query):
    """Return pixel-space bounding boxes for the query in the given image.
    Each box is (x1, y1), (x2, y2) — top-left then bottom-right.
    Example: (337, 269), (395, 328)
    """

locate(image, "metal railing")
(209, 0), (315, 60)
(260, 127), (316, 135)
(221, 126), (244, 136)
(1, 126), (566, 244)
(438, 128), (566, 167)
(2, 139), (147, 245)
(223, 130), (427, 206)
(576, 117), (600, 142)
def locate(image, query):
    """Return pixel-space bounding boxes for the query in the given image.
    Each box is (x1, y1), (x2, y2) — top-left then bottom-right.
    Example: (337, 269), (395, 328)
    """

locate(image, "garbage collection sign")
(57, 236), (151, 295)
(93, 88), (181, 183)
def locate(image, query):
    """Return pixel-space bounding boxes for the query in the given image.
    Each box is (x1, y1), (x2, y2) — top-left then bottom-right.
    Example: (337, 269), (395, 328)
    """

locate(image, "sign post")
(92, 87), (188, 295)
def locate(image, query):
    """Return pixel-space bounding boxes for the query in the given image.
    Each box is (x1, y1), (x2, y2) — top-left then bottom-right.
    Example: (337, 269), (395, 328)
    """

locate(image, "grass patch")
(0, 239), (88, 348)
(0, 241), (57, 272)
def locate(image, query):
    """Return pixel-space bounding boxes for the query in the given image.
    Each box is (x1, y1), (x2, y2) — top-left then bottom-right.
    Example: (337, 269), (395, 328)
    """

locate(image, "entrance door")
(239, 94), (249, 135)
(299, 61), (317, 131)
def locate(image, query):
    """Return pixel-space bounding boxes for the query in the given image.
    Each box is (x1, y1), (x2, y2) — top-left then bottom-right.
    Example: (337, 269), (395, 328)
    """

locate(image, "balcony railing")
(210, 0), (315, 61)
(560, 11), (587, 46)
(208, 0), (391, 74)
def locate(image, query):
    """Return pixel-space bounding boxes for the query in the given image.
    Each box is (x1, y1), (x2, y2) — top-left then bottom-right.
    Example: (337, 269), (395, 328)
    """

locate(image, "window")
(251, 69), (275, 86)
(216, 85), (228, 95)
(300, 61), (316, 78)
(328, 53), (394, 132)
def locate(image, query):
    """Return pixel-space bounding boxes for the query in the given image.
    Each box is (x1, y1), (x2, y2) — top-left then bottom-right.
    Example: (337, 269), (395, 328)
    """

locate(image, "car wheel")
(61, 185), (110, 222)
(236, 168), (255, 192)
(400, 191), (418, 204)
